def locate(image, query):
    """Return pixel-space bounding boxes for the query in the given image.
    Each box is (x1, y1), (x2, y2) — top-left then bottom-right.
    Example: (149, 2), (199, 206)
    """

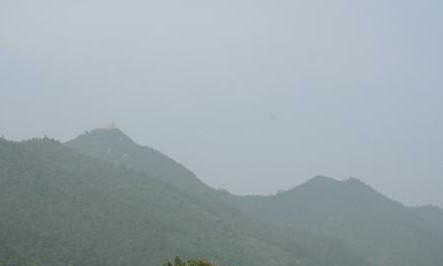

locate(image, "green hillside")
(226, 176), (443, 266)
(0, 137), (365, 266)
(4, 126), (441, 266)
(66, 128), (210, 194)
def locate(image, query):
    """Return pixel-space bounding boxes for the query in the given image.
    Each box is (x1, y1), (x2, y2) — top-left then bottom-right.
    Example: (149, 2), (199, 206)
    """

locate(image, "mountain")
(411, 205), (443, 234)
(65, 127), (369, 265)
(66, 127), (210, 194)
(225, 176), (443, 266)
(4, 126), (442, 266)
(0, 136), (366, 266)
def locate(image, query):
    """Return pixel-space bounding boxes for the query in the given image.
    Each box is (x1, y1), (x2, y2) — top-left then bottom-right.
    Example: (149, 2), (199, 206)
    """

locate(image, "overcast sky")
(1, 0), (442, 207)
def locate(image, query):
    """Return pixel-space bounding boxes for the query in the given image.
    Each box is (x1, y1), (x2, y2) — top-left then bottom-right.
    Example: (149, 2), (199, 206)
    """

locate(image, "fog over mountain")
(1, 0), (443, 207)
(2, 127), (442, 265)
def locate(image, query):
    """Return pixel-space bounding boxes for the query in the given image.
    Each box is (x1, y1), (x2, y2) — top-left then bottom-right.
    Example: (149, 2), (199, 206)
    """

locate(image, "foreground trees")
(163, 257), (215, 266)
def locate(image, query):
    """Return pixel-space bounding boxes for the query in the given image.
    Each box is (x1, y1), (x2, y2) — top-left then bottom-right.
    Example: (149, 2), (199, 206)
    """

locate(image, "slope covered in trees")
(0, 137), (366, 266)
(3, 126), (442, 266)
(64, 127), (443, 266)
(66, 128), (210, 194)
(225, 176), (443, 266)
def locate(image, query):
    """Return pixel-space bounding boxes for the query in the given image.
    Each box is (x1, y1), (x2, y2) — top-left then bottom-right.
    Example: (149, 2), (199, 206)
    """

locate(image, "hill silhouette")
(0, 134), (366, 266)
(66, 127), (210, 194)
(1, 127), (443, 265)
(226, 176), (443, 266)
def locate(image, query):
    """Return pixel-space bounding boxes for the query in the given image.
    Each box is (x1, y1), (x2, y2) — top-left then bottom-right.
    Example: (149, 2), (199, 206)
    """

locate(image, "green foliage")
(65, 129), (371, 266)
(66, 128), (210, 194)
(227, 176), (443, 266)
(7, 128), (442, 266)
(162, 257), (215, 266)
(0, 138), (364, 266)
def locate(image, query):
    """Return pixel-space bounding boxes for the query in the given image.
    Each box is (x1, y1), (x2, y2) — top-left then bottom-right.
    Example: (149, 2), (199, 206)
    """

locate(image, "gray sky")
(1, 0), (442, 207)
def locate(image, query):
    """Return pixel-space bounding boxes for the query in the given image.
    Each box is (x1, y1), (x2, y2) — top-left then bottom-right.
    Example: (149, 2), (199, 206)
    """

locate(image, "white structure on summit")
(101, 122), (117, 130)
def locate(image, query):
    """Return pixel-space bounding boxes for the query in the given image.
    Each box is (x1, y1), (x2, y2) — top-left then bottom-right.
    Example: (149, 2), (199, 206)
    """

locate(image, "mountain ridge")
(2, 127), (443, 266)
(1, 134), (368, 265)
(66, 126), (443, 265)
(226, 175), (443, 266)
(66, 127), (211, 194)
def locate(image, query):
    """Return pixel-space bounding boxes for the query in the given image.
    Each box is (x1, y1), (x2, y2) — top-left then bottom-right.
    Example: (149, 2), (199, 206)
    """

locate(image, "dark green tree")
(162, 257), (215, 266)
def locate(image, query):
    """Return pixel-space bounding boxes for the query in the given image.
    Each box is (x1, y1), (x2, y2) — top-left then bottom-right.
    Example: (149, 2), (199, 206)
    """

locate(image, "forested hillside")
(65, 127), (443, 266)
(0, 137), (366, 266)
(225, 176), (443, 266)
(66, 128), (210, 194)
(3, 127), (442, 265)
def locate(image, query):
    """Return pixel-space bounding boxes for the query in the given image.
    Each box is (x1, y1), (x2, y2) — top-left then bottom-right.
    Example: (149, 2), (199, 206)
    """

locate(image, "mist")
(1, 0), (442, 208)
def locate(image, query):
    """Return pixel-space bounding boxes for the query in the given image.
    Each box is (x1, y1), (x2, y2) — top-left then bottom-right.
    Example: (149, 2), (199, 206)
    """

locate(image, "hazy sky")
(1, 0), (442, 207)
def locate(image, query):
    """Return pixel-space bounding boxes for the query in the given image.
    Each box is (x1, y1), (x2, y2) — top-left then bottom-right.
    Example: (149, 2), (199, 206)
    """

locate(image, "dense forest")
(162, 257), (215, 266)
(0, 135), (365, 266)
(1, 128), (443, 265)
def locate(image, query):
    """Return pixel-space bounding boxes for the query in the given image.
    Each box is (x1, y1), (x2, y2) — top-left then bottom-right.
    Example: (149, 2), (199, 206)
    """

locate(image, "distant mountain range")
(1, 127), (442, 266)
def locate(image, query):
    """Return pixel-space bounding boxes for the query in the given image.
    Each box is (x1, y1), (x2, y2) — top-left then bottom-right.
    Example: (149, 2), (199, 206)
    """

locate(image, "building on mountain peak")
(101, 122), (117, 130)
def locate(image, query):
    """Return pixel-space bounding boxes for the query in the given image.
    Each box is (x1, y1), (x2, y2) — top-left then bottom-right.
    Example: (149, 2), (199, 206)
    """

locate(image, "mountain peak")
(66, 126), (211, 193)
(67, 125), (137, 152)
(283, 175), (395, 206)
(282, 175), (341, 195)
(301, 176), (372, 191)
(342, 177), (369, 187)
(303, 175), (341, 187)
